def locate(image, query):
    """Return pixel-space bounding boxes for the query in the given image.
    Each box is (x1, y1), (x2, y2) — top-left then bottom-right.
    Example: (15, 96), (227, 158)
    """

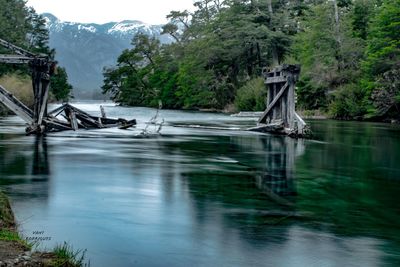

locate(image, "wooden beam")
(0, 38), (36, 57)
(258, 82), (289, 124)
(75, 113), (102, 128)
(265, 76), (287, 84)
(295, 111), (306, 134)
(0, 85), (33, 123)
(44, 118), (73, 132)
(0, 55), (32, 64)
(48, 104), (68, 116)
(37, 81), (50, 126)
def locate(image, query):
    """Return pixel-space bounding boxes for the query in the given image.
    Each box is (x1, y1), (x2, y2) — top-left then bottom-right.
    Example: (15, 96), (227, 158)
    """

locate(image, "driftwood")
(45, 103), (137, 133)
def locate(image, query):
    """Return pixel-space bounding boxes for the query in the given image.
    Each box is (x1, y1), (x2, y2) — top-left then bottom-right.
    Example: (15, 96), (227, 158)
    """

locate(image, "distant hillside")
(43, 13), (172, 99)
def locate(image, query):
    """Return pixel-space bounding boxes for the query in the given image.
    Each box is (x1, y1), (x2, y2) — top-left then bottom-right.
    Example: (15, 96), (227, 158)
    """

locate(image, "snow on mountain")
(42, 13), (172, 98)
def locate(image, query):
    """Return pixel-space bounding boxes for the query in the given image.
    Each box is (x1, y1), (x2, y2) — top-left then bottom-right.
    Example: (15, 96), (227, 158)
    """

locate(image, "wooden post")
(32, 68), (41, 123)
(38, 79), (50, 126)
(287, 74), (295, 130)
(100, 105), (106, 118)
(69, 109), (79, 131)
(251, 64), (306, 137)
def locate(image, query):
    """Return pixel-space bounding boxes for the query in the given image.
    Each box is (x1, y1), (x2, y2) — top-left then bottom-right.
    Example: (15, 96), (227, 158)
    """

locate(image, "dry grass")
(0, 74), (34, 108)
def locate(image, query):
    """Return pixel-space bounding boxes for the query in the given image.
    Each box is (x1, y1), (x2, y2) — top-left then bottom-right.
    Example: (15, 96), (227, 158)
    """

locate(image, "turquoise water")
(1, 102), (400, 266)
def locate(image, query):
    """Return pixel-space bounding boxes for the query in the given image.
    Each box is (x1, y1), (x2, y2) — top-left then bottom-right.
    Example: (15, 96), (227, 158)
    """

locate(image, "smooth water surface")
(1, 102), (400, 266)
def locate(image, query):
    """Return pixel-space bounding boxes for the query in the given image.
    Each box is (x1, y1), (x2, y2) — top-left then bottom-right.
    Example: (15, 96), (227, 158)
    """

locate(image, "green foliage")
(296, 77), (328, 110)
(291, 0), (400, 120)
(51, 67), (73, 101)
(27, 7), (52, 55)
(102, 33), (160, 106)
(103, 0), (305, 110)
(352, 0), (375, 40)
(329, 84), (367, 119)
(0, 0), (31, 75)
(52, 242), (88, 267)
(360, 0), (400, 119)
(234, 78), (266, 111)
(363, 0), (400, 77)
(103, 0), (399, 120)
(0, 229), (31, 248)
(0, 229), (20, 242)
(370, 68), (400, 118)
(0, 0), (31, 47)
(0, 0), (72, 102)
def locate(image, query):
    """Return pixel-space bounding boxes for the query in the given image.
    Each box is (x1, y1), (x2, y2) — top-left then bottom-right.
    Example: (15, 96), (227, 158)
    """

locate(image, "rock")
(22, 256), (31, 261)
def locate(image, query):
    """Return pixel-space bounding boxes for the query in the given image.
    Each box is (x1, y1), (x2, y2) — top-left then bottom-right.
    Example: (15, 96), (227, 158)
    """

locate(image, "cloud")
(26, 0), (195, 24)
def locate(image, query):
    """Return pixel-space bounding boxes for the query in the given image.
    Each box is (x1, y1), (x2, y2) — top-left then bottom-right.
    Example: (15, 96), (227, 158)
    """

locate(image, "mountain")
(43, 13), (172, 99)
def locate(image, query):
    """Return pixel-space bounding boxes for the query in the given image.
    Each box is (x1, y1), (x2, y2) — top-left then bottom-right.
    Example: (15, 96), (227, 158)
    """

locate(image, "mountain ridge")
(43, 13), (171, 99)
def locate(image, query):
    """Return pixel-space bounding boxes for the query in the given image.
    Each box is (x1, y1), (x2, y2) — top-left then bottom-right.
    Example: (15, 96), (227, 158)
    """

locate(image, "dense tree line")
(104, 0), (399, 121)
(0, 0), (72, 102)
(295, 0), (399, 120)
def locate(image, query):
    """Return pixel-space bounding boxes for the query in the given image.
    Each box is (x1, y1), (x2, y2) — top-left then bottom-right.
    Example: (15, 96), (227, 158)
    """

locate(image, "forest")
(0, 0), (72, 115)
(103, 0), (399, 121)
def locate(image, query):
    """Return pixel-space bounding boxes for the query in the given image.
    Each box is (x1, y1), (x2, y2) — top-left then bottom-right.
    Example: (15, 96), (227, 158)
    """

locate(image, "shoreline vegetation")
(0, 74), (34, 116)
(0, 191), (87, 266)
(102, 0), (399, 123)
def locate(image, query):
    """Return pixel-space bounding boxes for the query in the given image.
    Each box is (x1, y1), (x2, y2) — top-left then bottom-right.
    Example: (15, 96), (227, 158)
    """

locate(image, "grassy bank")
(0, 191), (88, 266)
(0, 74), (34, 116)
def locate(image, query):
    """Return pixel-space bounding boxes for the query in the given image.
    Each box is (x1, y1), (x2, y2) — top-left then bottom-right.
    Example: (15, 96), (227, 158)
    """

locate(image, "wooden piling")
(251, 64), (307, 137)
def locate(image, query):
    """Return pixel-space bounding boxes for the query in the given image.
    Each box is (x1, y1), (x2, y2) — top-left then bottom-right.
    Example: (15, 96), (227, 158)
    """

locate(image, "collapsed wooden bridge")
(249, 64), (308, 137)
(0, 38), (136, 134)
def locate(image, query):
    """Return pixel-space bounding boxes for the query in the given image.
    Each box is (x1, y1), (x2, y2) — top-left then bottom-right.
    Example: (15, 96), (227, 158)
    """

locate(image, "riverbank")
(0, 191), (54, 265)
(0, 191), (86, 266)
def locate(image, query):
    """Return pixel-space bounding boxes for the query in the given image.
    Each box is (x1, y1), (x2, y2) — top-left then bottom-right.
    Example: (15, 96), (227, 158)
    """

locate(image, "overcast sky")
(26, 0), (195, 25)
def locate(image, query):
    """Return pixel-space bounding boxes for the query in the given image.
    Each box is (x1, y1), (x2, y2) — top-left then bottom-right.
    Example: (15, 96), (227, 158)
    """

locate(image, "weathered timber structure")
(0, 38), (136, 134)
(249, 64), (307, 137)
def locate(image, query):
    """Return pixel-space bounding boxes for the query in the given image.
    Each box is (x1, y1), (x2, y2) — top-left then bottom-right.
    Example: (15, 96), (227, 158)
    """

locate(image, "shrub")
(329, 84), (367, 119)
(234, 78), (266, 111)
(296, 77), (328, 110)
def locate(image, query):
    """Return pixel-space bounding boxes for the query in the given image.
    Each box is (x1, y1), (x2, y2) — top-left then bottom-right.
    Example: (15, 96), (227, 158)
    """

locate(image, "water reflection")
(254, 137), (304, 203)
(32, 137), (50, 177)
(1, 109), (400, 266)
(0, 135), (50, 200)
(155, 134), (307, 250)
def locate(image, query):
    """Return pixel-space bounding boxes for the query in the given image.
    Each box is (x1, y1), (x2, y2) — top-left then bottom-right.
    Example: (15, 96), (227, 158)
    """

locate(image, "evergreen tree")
(50, 67), (73, 101)
(0, 1), (73, 102)
(363, 0), (400, 118)
(293, 1), (366, 118)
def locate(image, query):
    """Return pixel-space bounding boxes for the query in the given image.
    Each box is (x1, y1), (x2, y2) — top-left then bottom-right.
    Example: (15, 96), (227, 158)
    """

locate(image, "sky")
(26, 0), (195, 25)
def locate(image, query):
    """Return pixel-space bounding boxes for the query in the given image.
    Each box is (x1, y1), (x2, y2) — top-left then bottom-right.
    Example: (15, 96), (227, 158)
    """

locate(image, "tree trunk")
(333, 0), (341, 45)
(267, 0), (279, 66)
(332, 0), (342, 71)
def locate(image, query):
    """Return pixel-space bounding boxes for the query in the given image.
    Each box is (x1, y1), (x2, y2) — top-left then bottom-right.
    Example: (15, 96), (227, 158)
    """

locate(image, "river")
(0, 102), (400, 266)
